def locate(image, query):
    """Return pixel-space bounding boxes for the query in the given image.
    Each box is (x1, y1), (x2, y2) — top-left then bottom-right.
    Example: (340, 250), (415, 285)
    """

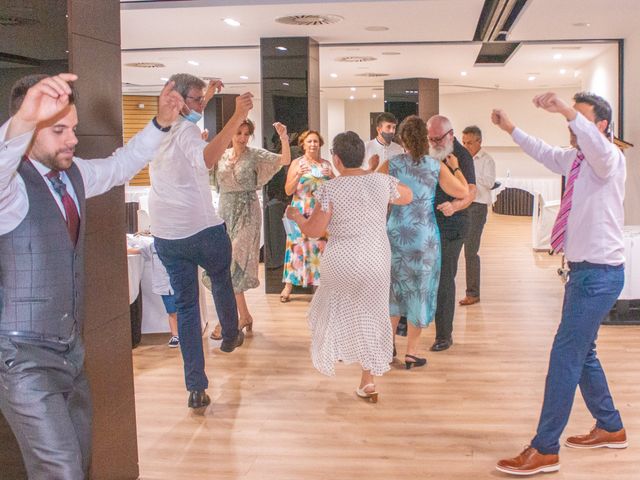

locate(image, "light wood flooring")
(132, 213), (640, 480)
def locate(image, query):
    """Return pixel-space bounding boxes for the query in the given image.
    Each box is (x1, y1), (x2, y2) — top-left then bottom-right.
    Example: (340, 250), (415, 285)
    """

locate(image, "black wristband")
(152, 116), (171, 132)
(452, 167), (461, 174)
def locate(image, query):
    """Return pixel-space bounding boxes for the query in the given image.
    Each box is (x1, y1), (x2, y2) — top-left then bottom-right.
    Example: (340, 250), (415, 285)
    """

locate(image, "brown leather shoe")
(565, 426), (628, 449)
(496, 446), (560, 476)
(459, 296), (480, 306)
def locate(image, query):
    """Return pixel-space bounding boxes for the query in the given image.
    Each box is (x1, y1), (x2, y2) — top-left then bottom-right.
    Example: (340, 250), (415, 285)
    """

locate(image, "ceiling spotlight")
(223, 18), (241, 27)
(460, 71), (468, 76)
(282, 82), (290, 86)
(330, 73), (338, 78)
(372, 94), (377, 98)
(528, 75), (536, 81)
(276, 46), (288, 51)
(349, 95), (355, 100)
(239, 75), (249, 80)
(559, 68), (567, 75)
(350, 87), (356, 91)
(572, 22), (591, 27)
(553, 53), (563, 60)
(365, 26), (389, 32)
(160, 77), (169, 81)
(187, 60), (199, 66)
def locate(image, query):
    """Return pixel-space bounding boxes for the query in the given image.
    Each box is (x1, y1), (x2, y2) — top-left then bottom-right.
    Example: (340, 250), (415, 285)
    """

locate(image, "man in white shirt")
(492, 92), (627, 476)
(148, 73), (253, 411)
(459, 126), (496, 306)
(0, 73), (181, 480)
(363, 112), (404, 171)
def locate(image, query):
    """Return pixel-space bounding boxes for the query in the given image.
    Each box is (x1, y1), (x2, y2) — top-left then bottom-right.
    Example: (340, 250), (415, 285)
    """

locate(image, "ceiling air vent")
(0, 13), (38, 26)
(276, 14), (343, 26)
(125, 62), (166, 68)
(356, 72), (389, 77)
(336, 56), (377, 63)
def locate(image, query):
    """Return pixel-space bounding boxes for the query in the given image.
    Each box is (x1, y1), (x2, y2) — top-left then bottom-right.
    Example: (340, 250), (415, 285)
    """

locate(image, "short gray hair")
(168, 73), (206, 99)
(462, 125), (482, 141)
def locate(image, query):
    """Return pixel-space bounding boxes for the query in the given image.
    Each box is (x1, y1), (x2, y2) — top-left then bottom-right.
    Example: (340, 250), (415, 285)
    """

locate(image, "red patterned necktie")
(550, 150), (585, 253)
(45, 170), (80, 245)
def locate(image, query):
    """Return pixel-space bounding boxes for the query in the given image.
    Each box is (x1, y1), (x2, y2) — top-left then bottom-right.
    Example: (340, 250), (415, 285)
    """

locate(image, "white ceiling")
(119, 0), (629, 99)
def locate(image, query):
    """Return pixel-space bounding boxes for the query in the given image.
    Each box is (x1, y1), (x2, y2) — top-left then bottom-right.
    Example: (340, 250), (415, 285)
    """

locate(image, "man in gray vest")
(0, 73), (182, 479)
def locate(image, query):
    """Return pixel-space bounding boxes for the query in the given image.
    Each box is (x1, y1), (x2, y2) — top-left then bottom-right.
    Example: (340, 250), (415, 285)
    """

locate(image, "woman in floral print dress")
(280, 130), (333, 302)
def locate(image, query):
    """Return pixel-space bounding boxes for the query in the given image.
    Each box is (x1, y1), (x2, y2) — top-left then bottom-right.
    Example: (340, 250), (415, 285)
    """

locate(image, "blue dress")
(387, 154), (441, 327)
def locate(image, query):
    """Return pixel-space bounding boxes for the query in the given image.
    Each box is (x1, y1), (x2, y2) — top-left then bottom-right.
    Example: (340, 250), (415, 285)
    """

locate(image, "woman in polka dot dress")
(287, 131), (412, 402)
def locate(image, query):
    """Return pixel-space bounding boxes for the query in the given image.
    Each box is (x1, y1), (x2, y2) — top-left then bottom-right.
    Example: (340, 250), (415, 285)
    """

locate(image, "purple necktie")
(550, 150), (585, 253)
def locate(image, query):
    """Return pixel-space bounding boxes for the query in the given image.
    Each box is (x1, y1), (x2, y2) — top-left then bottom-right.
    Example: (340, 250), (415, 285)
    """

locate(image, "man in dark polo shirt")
(427, 115), (476, 352)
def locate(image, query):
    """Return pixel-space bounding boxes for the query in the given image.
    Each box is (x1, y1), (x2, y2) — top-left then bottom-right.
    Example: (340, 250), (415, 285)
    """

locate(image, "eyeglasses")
(186, 95), (205, 104)
(330, 148), (334, 155)
(428, 129), (453, 144)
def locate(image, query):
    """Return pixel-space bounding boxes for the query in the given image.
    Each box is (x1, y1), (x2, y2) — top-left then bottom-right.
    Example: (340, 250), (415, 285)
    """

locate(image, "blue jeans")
(531, 261), (624, 454)
(154, 225), (238, 391)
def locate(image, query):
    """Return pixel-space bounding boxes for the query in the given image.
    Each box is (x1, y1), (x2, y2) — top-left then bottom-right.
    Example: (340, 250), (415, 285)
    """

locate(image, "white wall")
(581, 44), (619, 134)
(320, 97), (346, 159)
(344, 98), (385, 143)
(440, 87), (576, 178)
(624, 33), (640, 225)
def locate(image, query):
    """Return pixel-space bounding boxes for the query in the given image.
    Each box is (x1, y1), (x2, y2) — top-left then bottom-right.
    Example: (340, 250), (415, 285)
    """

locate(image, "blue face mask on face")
(182, 109), (202, 124)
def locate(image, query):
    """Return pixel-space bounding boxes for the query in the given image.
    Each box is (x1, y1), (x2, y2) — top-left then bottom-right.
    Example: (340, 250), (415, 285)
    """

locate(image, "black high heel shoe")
(404, 354), (427, 369)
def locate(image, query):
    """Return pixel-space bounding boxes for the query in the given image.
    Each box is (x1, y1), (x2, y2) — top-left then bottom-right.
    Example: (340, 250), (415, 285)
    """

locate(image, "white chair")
(532, 192), (560, 251)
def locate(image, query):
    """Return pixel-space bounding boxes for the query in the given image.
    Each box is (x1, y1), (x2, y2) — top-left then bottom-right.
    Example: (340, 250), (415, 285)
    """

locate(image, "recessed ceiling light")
(572, 22), (591, 27)
(350, 87), (356, 91)
(160, 77), (169, 81)
(365, 26), (389, 31)
(223, 18), (240, 27)
(460, 71), (467, 76)
(349, 95), (355, 100)
(528, 75), (536, 81)
(276, 46), (288, 51)
(330, 73), (338, 78)
(187, 60), (199, 66)
(239, 75), (249, 80)
(282, 82), (290, 86)
(372, 94), (377, 98)
(553, 53), (563, 60)
(559, 68), (567, 75)
(381, 51), (401, 56)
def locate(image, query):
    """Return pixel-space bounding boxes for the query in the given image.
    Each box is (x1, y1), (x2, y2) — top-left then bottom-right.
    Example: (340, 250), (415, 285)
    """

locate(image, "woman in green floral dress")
(209, 119), (290, 339)
(280, 130), (334, 302)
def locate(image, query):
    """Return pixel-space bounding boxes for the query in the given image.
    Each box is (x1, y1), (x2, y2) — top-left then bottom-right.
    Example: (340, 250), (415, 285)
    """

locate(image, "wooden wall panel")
(123, 95), (158, 186)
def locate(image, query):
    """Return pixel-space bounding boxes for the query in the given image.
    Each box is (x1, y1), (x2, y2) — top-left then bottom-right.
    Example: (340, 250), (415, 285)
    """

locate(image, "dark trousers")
(463, 202), (488, 298)
(531, 262), (624, 454)
(0, 335), (92, 480)
(434, 229), (465, 340)
(155, 224), (238, 391)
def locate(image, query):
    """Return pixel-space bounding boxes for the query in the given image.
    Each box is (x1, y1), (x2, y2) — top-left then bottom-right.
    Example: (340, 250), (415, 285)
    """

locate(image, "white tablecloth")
(126, 235), (210, 334)
(620, 225), (640, 300)
(492, 176), (562, 204)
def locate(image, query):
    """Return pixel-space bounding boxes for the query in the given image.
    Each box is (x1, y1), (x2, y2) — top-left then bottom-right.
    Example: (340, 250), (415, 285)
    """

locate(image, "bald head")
(427, 115), (454, 160)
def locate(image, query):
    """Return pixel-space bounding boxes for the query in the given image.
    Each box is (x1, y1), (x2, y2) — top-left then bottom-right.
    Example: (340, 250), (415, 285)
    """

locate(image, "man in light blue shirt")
(492, 91), (627, 476)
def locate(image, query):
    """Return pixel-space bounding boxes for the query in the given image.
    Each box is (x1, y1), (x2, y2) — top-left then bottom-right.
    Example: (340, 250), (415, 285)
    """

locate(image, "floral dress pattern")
(212, 147), (282, 293)
(282, 157), (332, 287)
(387, 154), (441, 327)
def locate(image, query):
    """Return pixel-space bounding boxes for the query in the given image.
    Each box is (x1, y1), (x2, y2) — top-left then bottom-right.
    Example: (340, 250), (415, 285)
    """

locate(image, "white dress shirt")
(472, 148), (497, 205)
(148, 118), (224, 240)
(0, 118), (165, 235)
(363, 138), (404, 170)
(512, 112), (625, 265)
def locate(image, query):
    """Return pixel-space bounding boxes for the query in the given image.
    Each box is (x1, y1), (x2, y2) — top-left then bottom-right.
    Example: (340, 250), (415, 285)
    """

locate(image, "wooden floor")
(132, 213), (640, 480)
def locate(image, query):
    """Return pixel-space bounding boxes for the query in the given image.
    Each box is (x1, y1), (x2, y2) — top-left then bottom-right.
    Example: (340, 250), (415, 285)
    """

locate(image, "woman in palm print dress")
(379, 115), (468, 368)
(280, 130), (334, 302)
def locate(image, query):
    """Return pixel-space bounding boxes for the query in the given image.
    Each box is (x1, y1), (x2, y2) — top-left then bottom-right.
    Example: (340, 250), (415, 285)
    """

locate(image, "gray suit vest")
(0, 159), (86, 342)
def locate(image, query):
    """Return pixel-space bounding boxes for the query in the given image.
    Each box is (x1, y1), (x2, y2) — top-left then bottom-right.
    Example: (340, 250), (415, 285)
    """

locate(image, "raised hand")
(234, 92), (254, 119)
(368, 154), (380, 171)
(156, 81), (184, 128)
(532, 92), (570, 114)
(203, 79), (224, 106)
(15, 73), (77, 125)
(273, 122), (288, 139)
(491, 109), (515, 134)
